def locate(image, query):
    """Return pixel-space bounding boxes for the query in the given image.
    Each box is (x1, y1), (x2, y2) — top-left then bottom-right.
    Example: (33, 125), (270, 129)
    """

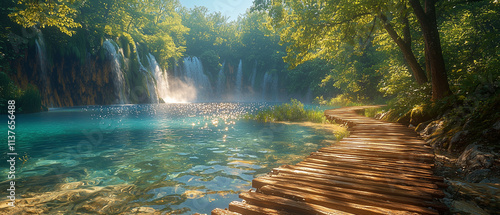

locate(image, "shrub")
(0, 72), (42, 114)
(18, 84), (42, 113)
(246, 99), (326, 123)
(314, 94), (365, 107)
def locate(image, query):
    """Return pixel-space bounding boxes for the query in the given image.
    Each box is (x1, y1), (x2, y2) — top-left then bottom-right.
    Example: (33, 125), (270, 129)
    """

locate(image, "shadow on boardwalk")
(211, 106), (447, 215)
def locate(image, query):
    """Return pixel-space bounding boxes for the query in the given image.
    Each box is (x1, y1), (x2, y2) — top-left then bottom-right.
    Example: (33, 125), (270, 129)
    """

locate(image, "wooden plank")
(259, 185), (429, 215)
(320, 144), (435, 159)
(325, 141), (433, 153)
(273, 166), (445, 198)
(309, 151), (434, 170)
(211, 208), (241, 215)
(253, 176), (445, 212)
(340, 137), (428, 145)
(295, 158), (437, 185)
(326, 139), (431, 150)
(280, 164), (438, 190)
(239, 191), (353, 215)
(318, 147), (435, 163)
(227, 201), (294, 215)
(305, 154), (435, 176)
(260, 173), (436, 201)
(308, 151), (434, 169)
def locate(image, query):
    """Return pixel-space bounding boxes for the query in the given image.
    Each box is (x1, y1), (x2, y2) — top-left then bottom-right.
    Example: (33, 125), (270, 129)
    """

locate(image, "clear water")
(1, 103), (336, 214)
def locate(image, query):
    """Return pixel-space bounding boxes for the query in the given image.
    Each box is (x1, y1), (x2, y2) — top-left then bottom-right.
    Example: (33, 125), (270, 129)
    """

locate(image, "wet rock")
(493, 120), (500, 130)
(457, 144), (495, 171)
(421, 120), (444, 139)
(465, 169), (491, 183)
(451, 200), (489, 215)
(450, 130), (468, 145)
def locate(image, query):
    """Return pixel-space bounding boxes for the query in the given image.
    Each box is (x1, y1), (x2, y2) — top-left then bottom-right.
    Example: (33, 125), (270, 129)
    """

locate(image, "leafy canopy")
(9, 0), (82, 36)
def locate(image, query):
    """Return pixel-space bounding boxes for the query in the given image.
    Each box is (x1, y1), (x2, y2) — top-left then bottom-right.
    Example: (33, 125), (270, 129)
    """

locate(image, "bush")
(314, 94), (365, 107)
(18, 84), (42, 113)
(0, 72), (42, 114)
(246, 99), (326, 123)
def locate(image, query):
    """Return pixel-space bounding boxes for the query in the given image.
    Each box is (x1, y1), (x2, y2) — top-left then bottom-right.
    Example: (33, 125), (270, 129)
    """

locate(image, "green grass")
(245, 99), (326, 123)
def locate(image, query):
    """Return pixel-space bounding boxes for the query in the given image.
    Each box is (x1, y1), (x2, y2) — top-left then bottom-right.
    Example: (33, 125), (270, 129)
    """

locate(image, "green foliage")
(286, 58), (339, 98)
(363, 107), (385, 118)
(181, 7), (235, 59)
(0, 72), (18, 100)
(378, 59), (431, 114)
(246, 99), (326, 123)
(9, 0), (82, 36)
(18, 84), (42, 113)
(0, 72), (42, 113)
(200, 50), (220, 76)
(439, 1), (500, 96)
(314, 95), (365, 107)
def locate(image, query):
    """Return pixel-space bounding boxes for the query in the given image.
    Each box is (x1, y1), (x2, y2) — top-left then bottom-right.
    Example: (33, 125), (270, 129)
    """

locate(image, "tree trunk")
(380, 14), (428, 84)
(409, 0), (452, 101)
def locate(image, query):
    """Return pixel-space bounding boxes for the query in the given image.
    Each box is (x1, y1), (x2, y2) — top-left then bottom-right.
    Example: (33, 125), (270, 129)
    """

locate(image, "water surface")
(1, 103), (336, 214)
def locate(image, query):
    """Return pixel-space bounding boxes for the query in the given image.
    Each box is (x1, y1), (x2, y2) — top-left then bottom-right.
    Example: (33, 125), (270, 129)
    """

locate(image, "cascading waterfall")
(262, 72), (271, 101)
(305, 87), (313, 103)
(35, 31), (48, 87)
(251, 61), (257, 91)
(34, 29), (53, 107)
(182, 57), (212, 99)
(262, 71), (279, 101)
(272, 73), (279, 101)
(103, 39), (128, 104)
(235, 59), (243, 98)
(147, 53), (171, 103)
(136, 50), (158, 103)
(216, 61), (226, 95)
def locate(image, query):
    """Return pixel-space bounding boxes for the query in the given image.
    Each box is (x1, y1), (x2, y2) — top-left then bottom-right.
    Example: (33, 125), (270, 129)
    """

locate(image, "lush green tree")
(9, 0), (82, 36)
(238, 11), (283, 64)
(254, 0), (455, 101)
(439, 1), (500, 93)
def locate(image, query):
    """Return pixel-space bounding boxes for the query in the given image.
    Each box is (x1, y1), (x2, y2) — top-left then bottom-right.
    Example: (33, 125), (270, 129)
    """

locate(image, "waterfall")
(35, 29), (50, 105)
(103, 39), (128, 104)
(262, 72), (279, 101)
(35, 34), (47, 86)
(147, 53), (170, 103)
(251, 61), (257, 91)
(305, 87), (313, 103)
(182, 57), (212, 100)
(136, 50), (158, 103)
(262, 72), (271, 101)
(235, 59), (243, 98)
(272, 73), (279, 101)
(216, 61), (226, 96)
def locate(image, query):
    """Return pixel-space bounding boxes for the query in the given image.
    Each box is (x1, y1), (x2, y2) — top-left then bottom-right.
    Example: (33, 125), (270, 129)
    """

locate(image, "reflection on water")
(0, 103), (336, 214)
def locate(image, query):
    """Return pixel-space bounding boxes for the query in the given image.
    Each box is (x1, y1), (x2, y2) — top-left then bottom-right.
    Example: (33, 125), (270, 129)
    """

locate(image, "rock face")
(419, 119), (500, 214)
(457, 144), (497, 173)
(11, 45), (123, 107)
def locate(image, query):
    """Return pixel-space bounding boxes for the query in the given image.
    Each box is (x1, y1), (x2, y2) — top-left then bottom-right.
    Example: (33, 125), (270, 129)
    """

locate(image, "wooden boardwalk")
(212, 106), (446, 215)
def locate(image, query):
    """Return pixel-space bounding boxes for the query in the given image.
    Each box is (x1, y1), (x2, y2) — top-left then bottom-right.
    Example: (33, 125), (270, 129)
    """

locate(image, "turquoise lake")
(1, 103), (337, 214)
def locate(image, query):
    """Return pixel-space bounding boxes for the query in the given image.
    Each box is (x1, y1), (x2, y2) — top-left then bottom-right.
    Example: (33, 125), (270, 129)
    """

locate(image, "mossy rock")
(397, 111), (411, 125)
(381, 109), (402, 122)
(410, 104), (436, 126)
